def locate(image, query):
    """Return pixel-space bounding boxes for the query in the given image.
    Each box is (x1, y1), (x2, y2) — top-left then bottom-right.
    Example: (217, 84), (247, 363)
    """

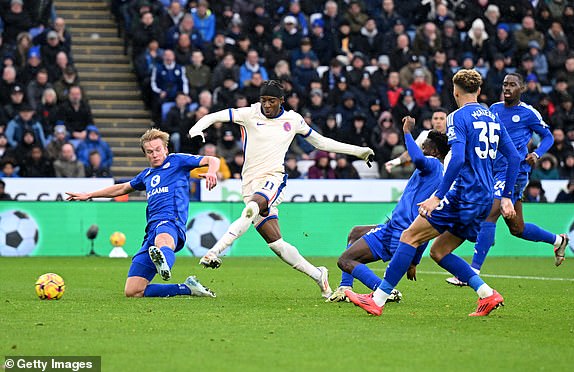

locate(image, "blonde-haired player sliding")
(188, 80), (374, 298)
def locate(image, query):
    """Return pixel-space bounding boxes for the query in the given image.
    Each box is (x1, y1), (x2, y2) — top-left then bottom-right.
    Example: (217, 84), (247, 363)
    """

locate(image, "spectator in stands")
(321, 58), (347, 94)
(238, 49), (268, 89)
(2, 0), (33, 46)
(381, 17), (405, 56)
(192, 0), (215, 44)
(210, 52), (238, 89)
(549, 128), (574, 166)
(19, 145), (54, 177)
(344, 0), (368, 34)
(555, 179), (574, 202)
(531, 154), (560, 180)
(560, 153), (574, 180)
(173, 33), (193, 65)
(0, 159), (19, 178)
(186, 50), (211, 98)
(54, 65), (81, 102)
(335, 92), (358, 131)
(217, 129), (241, 163)
(346, 53), (367, 87)
(0, 133), (17, 162)
(131, 11), (163, 59)
(553, 96), (574, 132)
(562, 5), (574, 48)
(389, 33), (411, 72)
(45, 123), (68, 160)
(308, 19), (335, 66)
(462, 18), (490, 67)
(547, 38), (569, 80)
(85, 150), (112, 178)
(263, 34), (290, 73)
(391, 88), (421, 131)
(428, 49), (454, 110)
(41, 30), (67, 68)
(197, 89), (213, 111)
(2, 83), (26, 121)
(160, 2), (184, 31)
(190, 143), (230, 180)
(5, 103), (46, 148)
(19, 46), (43, 85)
(522, 74), (542, 107)
(322, 0), (342, 38)
(150, 49), (188, 123)
(351, 18), (383, 63)
(212, 73), (239, 111)
(307, 89), (331, 129)
(564, 56), (574, 93)
(35, 17), (72, 54)
(410, 68), (436, 107)
(490, 23), (515, 67)
(345, 112), (372, 150)
(308, 150), (335, 179)
(26, 68), (52, 110)
(14, 129), (40, 164)
(53, 142), (85, 177)
(484, 53), (507, 104)
(37, 88), (58, 136)
(334, 154), (360, 179)
(382, 71), (402, 110)
(269, 59), (290, 82)
(514, 15), (545, 56)
(48, 51), (70, 83)
(283, 153), (301, 180)
(321, 114), (341, 142)
(526, 41), (548, 83)
(57, 85), (93, 141)
(0, 179), (12, 200)
(13, 32), (32, 68)
(483, 4), (501, 36)
(523, 180), (548, 203)
(240, 71), (262, 104)
(162, 92), (193, 152)
(370, 54), (391, 89)
(0, 66), (18, 107)
(399, 54), (431, 89)
(76, 125), (113, 169)
(412, 22), (442, 60)
(134, 39), (163, 108)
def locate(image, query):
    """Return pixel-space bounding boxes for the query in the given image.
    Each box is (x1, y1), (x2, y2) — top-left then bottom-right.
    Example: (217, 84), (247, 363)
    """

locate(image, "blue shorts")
(493, 170), (529, 203)
(426, 197), (491, 242)
(127, 220), (186, 281)
(362, 222), (428, 262)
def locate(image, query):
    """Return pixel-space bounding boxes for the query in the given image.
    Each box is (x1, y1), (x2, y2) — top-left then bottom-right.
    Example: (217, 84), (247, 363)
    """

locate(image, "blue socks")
(350, 264), (382, 290)
(160, 246), (176, 268)
(144, 283), (191, 297)
(520, 223), (555, 245)
(471, 221), (496, 271)
(381, 242), (417, 291)
(438, 253), (479, 285)
(340, 271), (354, 287)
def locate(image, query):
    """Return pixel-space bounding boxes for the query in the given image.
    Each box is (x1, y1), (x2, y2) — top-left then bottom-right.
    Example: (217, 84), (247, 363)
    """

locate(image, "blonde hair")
(140, 128), (169, 153)
(452, 69), (482, 94)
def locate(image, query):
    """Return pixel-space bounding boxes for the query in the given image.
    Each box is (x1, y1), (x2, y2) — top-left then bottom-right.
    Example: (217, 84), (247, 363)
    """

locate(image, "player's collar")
(262, 106), (285, 119)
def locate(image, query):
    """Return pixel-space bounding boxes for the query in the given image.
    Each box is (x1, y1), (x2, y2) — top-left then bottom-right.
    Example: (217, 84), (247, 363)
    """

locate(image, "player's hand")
(199, 172), (218, 191)
(385, 160), (394, 173)
(525, 152), (539, 167)
(402, 116), (415, 134)
(417, 195), (440, 218)
(65, 192), (91, 201)
(359, 147), (375, 166)
(188, 129), (205, 142)
(500, 197), (516, 219)
(407, 264), (417, 281)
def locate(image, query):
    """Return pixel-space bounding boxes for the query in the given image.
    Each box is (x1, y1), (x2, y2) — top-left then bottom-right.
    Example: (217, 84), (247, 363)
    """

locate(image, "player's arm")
(304, 129), (374, 162)
(403, 116), (430, 171)
(525, 124), (554, 167)
(385, 131), (425, 172)
(188, 109), (232, 141)
(197, 156), (220, 191)
(498, 125), (521, 219)
(66, 182), (134, 201)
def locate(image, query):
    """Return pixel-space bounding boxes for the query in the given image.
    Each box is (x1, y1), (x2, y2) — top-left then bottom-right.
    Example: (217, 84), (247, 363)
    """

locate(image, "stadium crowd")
(1, 0), (574, 200)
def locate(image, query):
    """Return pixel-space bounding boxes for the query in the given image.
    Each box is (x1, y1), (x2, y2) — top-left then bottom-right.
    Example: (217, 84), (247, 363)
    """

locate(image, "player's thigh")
(400, 216), (440, 246)
(485, 198), (502, 222)
(256, 217), (282, 244)
(124, 276), (149, 297)
(339, 238), (376, 264)
(154, 232), (175, 250)
(429, 231), (464, 261)
(348, 225), (377, 245)
(244, 174), (287, 213)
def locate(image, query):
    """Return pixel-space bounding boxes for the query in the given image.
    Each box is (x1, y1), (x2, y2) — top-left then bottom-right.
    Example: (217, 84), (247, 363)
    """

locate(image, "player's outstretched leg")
(345, 290), (384, 316)
(469, 290), (504, 316)
(184, 276), (216, 297)
(148, 245), (173, 281)
(200, 201), (260, 269)
(142, 276), (216, 297)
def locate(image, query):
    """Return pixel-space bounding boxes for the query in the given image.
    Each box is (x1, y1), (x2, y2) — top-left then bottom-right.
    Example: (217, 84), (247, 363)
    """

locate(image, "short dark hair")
(432, 107), (449, 115)
(427, 130), (450, 158)
(506, 72), (525, 85)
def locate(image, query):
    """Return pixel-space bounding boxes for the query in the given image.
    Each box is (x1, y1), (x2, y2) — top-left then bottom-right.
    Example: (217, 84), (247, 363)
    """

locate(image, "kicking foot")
(326, 286), (352, 302)
(554, 233), (569, 267)
(148, 246), (171, 281)
(469, 290), (504, 317)
(316, 266), (333, 299)
(345, 290), (383, 316)
(184, 276), (216, 297)
(200, 251), (222, 269)
(446, 276), (468, 286)
(387, 288), (403, 303)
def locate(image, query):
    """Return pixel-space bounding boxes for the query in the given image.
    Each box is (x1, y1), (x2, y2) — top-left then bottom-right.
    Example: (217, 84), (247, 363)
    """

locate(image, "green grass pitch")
(1, 257), (573, 371)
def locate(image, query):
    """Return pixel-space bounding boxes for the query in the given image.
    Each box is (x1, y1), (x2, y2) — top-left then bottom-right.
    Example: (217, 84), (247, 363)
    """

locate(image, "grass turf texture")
(1, 257), (573, 371)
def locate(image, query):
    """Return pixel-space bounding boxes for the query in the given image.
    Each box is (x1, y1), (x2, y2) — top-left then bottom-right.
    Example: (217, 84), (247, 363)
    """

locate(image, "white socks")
(372, 288), (390, 307)
(268, 239), (321, 281)
(553, 234), (562, 247)
(476, 283), (494, 299)
(208, 201), (260, 256)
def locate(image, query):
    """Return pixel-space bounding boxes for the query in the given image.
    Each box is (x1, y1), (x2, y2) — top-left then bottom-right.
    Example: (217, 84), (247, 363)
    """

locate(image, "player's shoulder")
(279, 107), (304, 122)
(489, 101), (505, 112)
(517, 102), (543, 119)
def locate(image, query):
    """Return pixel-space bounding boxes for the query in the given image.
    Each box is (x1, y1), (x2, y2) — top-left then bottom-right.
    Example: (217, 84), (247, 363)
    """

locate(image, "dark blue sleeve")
(405, 133), (430, 171)
(498, 124), (520, 198)
(435, 142), (464, 199)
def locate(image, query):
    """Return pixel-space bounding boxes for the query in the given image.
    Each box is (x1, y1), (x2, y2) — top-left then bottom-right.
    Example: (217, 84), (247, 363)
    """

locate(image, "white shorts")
(242, 173), (287, 227)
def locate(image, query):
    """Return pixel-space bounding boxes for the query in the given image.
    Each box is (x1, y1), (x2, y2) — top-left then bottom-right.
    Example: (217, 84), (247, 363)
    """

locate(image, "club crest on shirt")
(163, 162), (171, 169)
(283, 122), (291, 131)
(151, 174), (161, 187)
(512, 115), (520, 122)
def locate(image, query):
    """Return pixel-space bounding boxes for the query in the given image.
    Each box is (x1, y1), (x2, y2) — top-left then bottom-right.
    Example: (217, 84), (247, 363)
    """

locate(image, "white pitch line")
(372, 268), (574, 281)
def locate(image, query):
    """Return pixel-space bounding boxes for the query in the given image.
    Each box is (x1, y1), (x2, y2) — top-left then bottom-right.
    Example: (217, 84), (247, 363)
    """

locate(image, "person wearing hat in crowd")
(410, 68), (436, 107)
(523, 180), (548, 203)
(279, 15), (302, 52)
(287, 0), (309, 37)
(560, 153), (574, 180)
(522, 73), (542, 106)
(5, 102), (46, 148)
(41, 30), (67, 68)
(517, 53), (537, 81)
(344, 0), (368, 34)
(309, 18), (335, 66)
(381, 17), (406, 55)
(334, 153), (360, 179)
(308, 150), (336, 179)
(490, 23), (516, 67)
(344, 111), (372, 153)
(335, 91), (359, 131)
(54, 65), (82, 102)
(399, 54), (431, 89)
(555, 179), (574, 203)
(440, 19), (461, 67)
(45, 123), (68, 161)
(547, 38), (570, 80)
(76, 125), (113, 169)
(19, 46), (44, 85)
(307, 88), (332, 129)
(484, 53), (508, 104)
(2, 0), (33, 46)
(217, 129), (241, 163)
(371, 54), (391, 89)
(391, 88), (421, 130)
(283, 153), (301, 179)
(2, 83), (26, 120)
(553, 94), (574, 133)
(526, 40), (548, 83)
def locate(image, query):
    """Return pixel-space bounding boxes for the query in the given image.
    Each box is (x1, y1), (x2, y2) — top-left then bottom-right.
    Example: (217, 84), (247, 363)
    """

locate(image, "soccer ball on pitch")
(35, 273), (65, 300)
(186, 212), (231, 257)
(0, 210), (39, 256)
(110, 231), (126, 247)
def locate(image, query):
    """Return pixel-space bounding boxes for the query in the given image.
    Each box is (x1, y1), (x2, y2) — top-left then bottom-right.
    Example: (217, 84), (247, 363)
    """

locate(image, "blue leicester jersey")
(130, 153), (203, 230)
(491, 102), (550, 174)
(446, 102), (507, 205)
(390, 157), (444, 231)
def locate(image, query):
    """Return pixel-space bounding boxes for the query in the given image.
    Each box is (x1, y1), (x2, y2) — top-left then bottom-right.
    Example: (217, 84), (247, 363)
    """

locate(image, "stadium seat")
(541, 85), (553, 94)
(365, 66), (378, 75)
(297, 160), (315, 178)
(161, 102), (176, 122)
(406, 30), (416, 42)
(352, 160), (380, 179)
(475, 66), (488, 78)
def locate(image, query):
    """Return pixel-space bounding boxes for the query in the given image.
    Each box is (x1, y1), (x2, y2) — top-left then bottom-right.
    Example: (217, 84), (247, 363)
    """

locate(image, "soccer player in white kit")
(188, 80), (375, 298)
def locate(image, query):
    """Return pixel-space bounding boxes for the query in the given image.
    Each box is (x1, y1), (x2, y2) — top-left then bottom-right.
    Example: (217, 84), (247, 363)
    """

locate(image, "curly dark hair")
(427, 130), (450, 159)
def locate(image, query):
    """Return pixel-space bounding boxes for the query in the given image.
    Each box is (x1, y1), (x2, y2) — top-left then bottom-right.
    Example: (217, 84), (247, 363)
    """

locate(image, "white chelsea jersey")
(229, 103), (312, 183)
